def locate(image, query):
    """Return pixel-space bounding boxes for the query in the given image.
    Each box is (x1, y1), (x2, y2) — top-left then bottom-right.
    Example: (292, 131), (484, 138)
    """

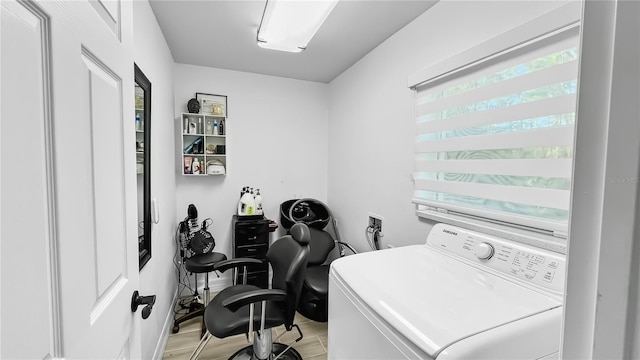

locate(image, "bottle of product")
(247, 188), (255, 215)
(213, 120), (219, 135)
(198, 119), (202, 134)
(192, 158), (200, 174)
(219, 119), (224, 135)
(237, 187), (246, 214)
(136, 114), (141, 130)
(184, 157), (192, 174)
(206, 119), (212, 135)
(238, 188), (255, 215)
(184, 118), (188, 134)
(255, 189), (263, 215)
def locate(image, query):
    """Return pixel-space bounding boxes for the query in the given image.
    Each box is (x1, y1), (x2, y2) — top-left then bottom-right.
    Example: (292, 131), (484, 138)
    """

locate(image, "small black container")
(187, 98), (200, 113)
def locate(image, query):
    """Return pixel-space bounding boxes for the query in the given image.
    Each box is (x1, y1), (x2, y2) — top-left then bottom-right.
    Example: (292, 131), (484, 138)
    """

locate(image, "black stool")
(173, 251), (227, 335)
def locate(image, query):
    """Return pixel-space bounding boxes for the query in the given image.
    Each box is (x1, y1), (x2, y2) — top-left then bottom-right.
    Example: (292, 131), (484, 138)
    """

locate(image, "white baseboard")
(152, 287), (179, 360)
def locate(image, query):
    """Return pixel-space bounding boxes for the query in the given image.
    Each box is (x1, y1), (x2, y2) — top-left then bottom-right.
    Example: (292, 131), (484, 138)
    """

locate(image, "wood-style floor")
(162, 306), (328, 360)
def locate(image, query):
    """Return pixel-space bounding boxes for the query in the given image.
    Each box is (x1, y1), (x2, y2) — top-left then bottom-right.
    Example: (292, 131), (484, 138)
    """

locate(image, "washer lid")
(330, 245), (562, 358)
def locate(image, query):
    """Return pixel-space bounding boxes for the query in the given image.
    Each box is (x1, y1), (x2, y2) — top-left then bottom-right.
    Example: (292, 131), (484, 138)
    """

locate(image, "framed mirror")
(135, 63), (151, 270)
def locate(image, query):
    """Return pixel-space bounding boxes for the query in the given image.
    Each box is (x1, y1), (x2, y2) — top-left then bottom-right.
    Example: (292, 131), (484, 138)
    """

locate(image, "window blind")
(411, 24), (580, 234)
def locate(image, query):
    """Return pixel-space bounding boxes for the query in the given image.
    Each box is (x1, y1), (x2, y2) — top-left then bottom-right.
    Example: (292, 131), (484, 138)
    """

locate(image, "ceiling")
(148, 0), (438, 83)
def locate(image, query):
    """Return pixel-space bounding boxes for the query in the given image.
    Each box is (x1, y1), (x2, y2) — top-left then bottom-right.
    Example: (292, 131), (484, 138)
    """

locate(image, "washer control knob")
(474, 242), (494, 260)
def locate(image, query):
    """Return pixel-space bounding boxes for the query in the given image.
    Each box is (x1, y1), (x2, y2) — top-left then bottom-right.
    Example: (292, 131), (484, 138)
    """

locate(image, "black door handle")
(131, 290), (156, 319)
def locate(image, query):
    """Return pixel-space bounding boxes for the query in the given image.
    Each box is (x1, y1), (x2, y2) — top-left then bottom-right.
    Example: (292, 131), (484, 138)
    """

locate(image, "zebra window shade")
(411, 24), (580, 234)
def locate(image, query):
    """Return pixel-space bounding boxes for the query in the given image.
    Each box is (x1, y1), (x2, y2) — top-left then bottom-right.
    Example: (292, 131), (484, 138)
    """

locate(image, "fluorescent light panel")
(257, 0), (338, 53)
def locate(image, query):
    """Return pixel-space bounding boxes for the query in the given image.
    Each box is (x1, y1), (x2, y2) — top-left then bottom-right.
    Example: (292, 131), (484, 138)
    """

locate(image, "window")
(409, 4), (580, 235)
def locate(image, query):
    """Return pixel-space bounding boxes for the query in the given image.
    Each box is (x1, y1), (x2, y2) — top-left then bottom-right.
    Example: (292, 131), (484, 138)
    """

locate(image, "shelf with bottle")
(182, 114), (226, 137)
(135, 111), (145, 174)
(182, 155), (226, 176)
(135, 109), (144, 131)
(180, 113), (227, 176)
(204, 116), (225, 137)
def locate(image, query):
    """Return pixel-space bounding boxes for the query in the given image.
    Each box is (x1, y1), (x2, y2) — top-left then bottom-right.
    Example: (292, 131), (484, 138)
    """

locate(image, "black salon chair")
(189, 223), (310, 360)
(280, 199), (357, 322)
(297, 228), (337, 322)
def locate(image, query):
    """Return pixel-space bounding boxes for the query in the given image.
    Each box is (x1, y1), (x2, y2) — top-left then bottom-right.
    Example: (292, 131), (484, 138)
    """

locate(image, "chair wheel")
(172, 324), (180, 334)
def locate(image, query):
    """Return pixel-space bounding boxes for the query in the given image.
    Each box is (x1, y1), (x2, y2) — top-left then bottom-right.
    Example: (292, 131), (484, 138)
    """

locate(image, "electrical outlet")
(368, 212), (383, 232)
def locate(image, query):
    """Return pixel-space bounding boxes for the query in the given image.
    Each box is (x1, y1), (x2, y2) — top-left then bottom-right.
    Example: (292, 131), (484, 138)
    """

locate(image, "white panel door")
(1, 1), (59, 358)
(2, 0), (141, 358)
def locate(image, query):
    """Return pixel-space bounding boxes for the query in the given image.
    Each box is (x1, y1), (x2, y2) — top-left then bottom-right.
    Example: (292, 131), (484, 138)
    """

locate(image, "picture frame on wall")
(196, 92), (227, 117)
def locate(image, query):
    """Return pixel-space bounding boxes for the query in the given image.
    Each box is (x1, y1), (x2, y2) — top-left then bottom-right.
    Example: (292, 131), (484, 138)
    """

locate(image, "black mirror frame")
(135, 63), (151, 270)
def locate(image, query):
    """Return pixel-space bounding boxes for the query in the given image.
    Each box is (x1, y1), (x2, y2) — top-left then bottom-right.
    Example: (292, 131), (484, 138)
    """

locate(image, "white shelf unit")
(180, 113), (227, 176)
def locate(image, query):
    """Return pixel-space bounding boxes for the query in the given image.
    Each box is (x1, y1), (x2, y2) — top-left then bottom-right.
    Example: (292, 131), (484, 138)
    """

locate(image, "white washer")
(328, 223), (566, 359)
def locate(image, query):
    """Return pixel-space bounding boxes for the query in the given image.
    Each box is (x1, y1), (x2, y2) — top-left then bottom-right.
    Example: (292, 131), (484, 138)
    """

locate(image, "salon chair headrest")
(290, 223), (310, 245)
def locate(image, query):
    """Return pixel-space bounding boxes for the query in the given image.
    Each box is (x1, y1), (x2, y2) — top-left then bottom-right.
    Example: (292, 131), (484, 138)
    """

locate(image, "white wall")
(173, 64), (329, 287)
(327, 0), (572, 252)
(132, 2), (178, 359)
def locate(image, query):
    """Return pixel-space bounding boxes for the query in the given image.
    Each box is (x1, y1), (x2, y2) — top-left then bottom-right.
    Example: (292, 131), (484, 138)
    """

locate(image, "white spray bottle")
(237, 187), (247, 215)
(246, 188), (256, 215)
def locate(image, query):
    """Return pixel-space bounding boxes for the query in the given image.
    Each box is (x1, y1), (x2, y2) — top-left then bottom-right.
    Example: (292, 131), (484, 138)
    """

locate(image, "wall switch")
(152, 198), (159, 224)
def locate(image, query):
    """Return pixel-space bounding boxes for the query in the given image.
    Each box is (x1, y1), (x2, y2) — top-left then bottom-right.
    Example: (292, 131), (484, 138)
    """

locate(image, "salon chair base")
(190, 330), (303, 360)
(229, 343), (302, 360)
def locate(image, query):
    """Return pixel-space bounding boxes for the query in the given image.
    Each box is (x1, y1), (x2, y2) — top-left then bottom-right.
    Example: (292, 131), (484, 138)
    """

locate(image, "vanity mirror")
(135, 64), (151, 270)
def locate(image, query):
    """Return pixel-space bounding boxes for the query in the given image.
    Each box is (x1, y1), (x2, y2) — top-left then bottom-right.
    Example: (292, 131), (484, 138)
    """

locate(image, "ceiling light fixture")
(257, 0), (339, 53)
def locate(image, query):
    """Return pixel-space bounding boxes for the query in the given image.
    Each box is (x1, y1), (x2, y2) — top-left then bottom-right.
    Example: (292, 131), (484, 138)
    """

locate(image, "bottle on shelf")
(255, 189), (263, 215)
(206, 119), (212, 135)
(219, 119), (224, 135)
(192, 157), (200, 174)
(213, 120), (219, 135)
(248, 188), (255, 215)
(136, 114), (141, 130)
